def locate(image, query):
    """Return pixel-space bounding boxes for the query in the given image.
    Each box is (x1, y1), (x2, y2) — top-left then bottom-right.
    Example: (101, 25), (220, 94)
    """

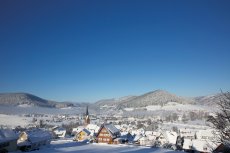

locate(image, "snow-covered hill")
(0, 93), (75, 108)
(117, 90), (195, 108)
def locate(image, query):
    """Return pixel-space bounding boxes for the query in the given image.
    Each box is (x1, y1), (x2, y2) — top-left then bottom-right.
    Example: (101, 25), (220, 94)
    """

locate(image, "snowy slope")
(12, 140), (182, 153)
(0, 114), (30, 128)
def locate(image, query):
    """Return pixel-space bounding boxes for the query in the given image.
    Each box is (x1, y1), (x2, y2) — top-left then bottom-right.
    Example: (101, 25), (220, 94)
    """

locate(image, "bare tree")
(207, 91), (230, 144)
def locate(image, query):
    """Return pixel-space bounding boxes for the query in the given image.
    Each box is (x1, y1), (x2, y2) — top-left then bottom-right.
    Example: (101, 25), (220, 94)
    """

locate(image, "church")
(84, 106), (90, 126)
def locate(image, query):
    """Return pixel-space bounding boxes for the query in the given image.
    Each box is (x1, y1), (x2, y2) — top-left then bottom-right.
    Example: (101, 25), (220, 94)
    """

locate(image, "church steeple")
(85, 105), (90, 126)
(86, 105), (89, 116)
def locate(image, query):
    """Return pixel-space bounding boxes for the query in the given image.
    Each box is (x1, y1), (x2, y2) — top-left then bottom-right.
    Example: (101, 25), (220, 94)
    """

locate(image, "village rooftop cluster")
(0, 106), (225, 153)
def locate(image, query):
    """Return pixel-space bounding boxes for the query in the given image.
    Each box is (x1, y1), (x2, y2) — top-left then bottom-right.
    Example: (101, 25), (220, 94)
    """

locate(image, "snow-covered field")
(146, 103), (214, 111)
(0, 105), (83, 115)
(0, 114), (30, 127)
(13, 140), (182, 153)
(123, 102), (216, 112)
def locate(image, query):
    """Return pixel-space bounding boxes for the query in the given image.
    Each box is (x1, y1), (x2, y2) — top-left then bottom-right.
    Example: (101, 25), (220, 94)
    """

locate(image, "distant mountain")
(94, 96), (137, 107)
(95, 98), (117, 106)
(94, 90), (226, 110)
(0, 93), (74, 108)
(116, 90), (195, 109)
(193, 92), (229, 106)
(0, 90), (226, 110)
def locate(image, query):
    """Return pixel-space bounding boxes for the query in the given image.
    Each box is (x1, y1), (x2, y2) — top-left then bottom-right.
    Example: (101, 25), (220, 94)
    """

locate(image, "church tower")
(85, 105), (90, 126)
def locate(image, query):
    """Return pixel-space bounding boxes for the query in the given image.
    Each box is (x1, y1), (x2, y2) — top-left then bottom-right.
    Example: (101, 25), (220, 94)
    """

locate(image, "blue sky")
(0, 0), (230, 102)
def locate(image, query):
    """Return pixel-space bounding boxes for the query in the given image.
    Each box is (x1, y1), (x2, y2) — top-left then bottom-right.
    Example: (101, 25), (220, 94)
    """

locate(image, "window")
(103, 138), (108, 141)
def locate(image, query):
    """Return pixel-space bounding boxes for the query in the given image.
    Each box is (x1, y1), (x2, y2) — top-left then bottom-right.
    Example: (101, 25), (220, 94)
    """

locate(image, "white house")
(196, 129), (217, 141)
(17, 129), (51, 151)
(179, 128), (195, 139)
(183, 138), (220, 153)
(85, 124), (100, 135)
(52, 127), (66, 138)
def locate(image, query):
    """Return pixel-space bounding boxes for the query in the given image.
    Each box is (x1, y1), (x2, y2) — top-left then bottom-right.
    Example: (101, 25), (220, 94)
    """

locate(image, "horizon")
(1, 1), (230, 102)
(0, 89), (223, 103)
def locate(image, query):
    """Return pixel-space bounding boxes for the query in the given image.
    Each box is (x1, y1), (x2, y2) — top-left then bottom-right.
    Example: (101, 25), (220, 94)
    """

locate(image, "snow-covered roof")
(147, 135), (156, 141)
(104, 124), (120, 135)
(139, 136), (148, 141)
(145, 131), (154, 135)
(165, 131), (177, 144)
(120, 132), (128, 136)
(192, 140), (220, 152)
(86, 124), (100, 133)
(53, 127), (66, 133)
(183, 138), (220, 152)
(72, 126), (84, 134)
(179, 128), (192, 133)
(81, 129), (90, 136)
(97, 123), (120, 139)
(133, 134), (143, 142)
(196, 129), (216, 140)
(152, 131), (161, 137)
(179, 128), (195, 138)
(18, 129), (51, 145)
(114, 125), (121, 130)
(183, 139), (192, 150)
(0, 129), (18, 143)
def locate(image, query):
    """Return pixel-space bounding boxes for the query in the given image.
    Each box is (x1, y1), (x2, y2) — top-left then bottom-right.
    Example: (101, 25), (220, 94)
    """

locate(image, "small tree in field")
(207, 91), (230, 144)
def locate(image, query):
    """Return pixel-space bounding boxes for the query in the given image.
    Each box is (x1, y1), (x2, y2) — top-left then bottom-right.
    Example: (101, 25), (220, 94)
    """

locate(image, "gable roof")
(79, 129), (90, 136)
(97, 123), (120, 138)
(133, 134), (144, 142)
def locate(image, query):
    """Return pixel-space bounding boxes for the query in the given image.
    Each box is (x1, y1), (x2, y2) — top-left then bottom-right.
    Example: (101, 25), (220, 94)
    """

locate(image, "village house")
(132, 133), (144, 144)
(17, 128), (51, 151)
(196, 129), (216, 141)
(96, 123), (120, 144)
(73, 128), (90, 141)
(182, 138), (193, 152)
(0, 129), (18, 152)
(85, 124), (100, 135)
(183, 139), (221, 153)
(72, 126), (84, 136)
(139, 135), (157, 146)
(156, 131), (177, 147)
(113, 132), (134, 144)
(179, 128), (196, 139)
(52, 126), (66, 138)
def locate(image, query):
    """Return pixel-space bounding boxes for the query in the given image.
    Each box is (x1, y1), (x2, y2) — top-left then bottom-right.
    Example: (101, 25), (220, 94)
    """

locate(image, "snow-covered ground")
(146, 103), (214, 111)
(13, 140), (182, 153)
(0, 114), (30, 128)
(124, 102), (215, 112)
